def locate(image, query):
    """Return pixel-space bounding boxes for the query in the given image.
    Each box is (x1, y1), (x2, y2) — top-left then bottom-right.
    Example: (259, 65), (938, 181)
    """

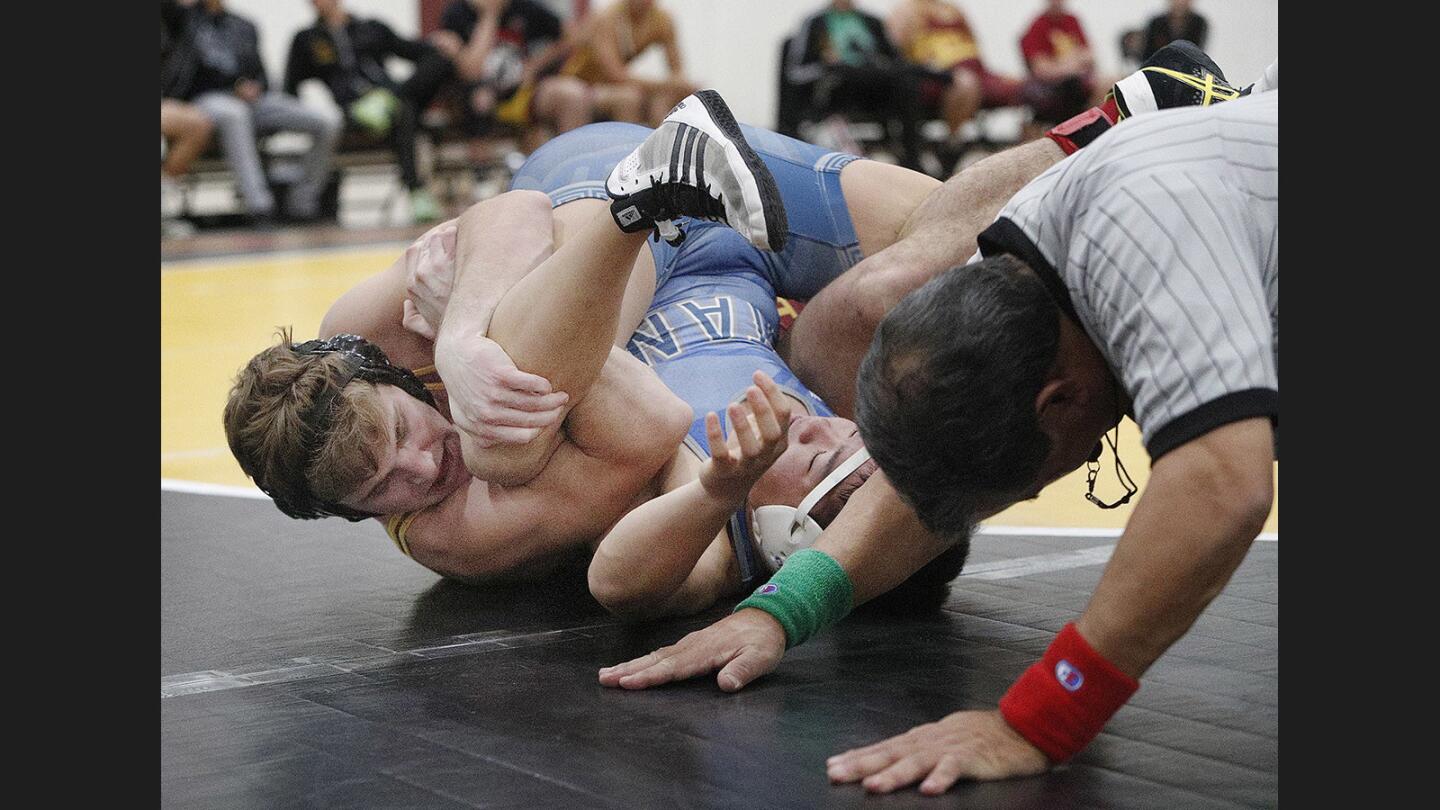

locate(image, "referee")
(841, 87), (1279, 789)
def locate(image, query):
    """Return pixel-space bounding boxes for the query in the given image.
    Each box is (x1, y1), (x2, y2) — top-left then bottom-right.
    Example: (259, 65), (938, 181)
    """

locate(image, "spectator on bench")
(788, 0), (926, 173)
(161, 8), (214, 235)
(886, 0), (1058, 158)
(558, 0), (695, 127)
(161, 0), (342, 228)
(285, 0), (456, 224)
(437, 0), (596, 156)
(1019, 0), (1117, 125)
(1142, 0), (1208, 61)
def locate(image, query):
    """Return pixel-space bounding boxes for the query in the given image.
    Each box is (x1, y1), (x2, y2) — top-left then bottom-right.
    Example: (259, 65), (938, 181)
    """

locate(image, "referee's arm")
(1075, 416), (1274, 678)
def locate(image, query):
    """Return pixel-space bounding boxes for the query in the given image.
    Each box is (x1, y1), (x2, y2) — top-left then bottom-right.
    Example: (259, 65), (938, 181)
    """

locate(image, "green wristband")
(734, 548), (854, 649)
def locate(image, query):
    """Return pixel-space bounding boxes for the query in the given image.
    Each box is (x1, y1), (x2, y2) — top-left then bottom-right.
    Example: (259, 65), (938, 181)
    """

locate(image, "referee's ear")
(1034, 378), (1081, 430)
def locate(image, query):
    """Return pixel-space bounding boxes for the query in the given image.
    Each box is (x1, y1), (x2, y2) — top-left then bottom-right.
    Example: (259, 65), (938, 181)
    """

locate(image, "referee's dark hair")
(855, 255), (1059, 539)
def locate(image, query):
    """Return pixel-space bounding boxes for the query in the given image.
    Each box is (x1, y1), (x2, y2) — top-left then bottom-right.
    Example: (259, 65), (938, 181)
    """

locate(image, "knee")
(555, 77), (592, 110)
(952, 69), (981, 98)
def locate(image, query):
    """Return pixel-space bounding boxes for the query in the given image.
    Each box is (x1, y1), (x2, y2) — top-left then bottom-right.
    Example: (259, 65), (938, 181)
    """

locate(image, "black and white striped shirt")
(979, 90), (1279, 459)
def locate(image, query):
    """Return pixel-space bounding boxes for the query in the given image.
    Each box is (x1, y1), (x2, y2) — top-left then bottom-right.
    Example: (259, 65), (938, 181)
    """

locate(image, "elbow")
(852, 265), (925, 331)
(588, 563), (663, 621)
(1195, 443), (1275, 552)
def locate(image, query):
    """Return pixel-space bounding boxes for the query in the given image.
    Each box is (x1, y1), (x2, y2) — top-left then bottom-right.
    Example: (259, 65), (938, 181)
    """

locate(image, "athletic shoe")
(606, 89), (788, 251)
(1110, 40), (1242, 120)
(349, 88), (399, 137)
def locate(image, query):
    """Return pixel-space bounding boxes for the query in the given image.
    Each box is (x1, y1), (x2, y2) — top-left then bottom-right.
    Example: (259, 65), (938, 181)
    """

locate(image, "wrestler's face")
(340, 385), (470, 516)
(747, 414), (876, 525)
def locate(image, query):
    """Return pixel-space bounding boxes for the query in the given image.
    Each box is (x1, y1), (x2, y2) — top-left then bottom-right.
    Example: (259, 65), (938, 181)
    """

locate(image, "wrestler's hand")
(825, 709), (1050, 794)
(434, 335), (568, 448)
(698, 371), (791, 503)
(401, 219), (460, 339)
(598, 608), (786, 692)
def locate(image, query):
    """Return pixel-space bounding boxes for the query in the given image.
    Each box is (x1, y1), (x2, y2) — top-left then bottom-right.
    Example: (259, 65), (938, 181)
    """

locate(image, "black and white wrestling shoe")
(606, 89), (788, 252)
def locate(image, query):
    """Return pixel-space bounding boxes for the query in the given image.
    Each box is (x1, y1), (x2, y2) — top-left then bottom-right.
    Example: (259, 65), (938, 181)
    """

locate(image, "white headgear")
(751, 446), (871, 573)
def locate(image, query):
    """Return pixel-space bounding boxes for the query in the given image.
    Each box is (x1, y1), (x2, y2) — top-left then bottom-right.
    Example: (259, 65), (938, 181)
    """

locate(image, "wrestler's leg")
(838, 159), (940, 261)
(545, 200), (659, 347)
(468, 203), (657, 484)
(509, 123), (666, 346)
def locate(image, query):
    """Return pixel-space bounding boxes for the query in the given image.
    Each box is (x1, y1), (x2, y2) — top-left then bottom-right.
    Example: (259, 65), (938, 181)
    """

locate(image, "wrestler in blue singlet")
(511, 123), (865, 586)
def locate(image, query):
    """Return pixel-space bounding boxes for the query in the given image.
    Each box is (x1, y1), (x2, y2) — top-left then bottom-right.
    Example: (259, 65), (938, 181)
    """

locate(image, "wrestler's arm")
(786, 138), (1067, 417)
(426, 189), (556, 342)
(588, 474), (738, 620)
(318, 224), (453, 367)
(597, 470), (950, 689)
(589, 375), (789, 620)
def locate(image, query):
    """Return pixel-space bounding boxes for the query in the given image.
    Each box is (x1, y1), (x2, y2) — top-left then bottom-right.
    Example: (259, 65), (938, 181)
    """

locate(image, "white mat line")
(980, 525), (1277, 543)
(162, 479), (269, 500)
(962, 544), (1117, 580)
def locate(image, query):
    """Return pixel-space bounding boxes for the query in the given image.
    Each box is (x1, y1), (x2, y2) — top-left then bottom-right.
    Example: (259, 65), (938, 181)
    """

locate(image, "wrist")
(697, 468), (756, 508)
(998, 623), (1139, 763)
(734, 548), (854, 649)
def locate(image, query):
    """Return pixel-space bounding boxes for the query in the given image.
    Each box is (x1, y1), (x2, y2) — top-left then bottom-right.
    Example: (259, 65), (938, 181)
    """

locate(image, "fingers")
(861, 755), (938, 794)
(598, 652), (664, 687)
(483, 387), (569, 415)
(918, 755), (967, 796)
(401, 299), (437, 340)
(465, 419), (558, 447)
(497, 366), (555, 397)
(744, 382), (784, 445)
(715, 649), (769, 692)
(598, 635), (736, 691)
(752, 370), (792, 428)
(727, 401), (762, 458)
(704, 412), (728, 460)
(827, 745), (902, 785)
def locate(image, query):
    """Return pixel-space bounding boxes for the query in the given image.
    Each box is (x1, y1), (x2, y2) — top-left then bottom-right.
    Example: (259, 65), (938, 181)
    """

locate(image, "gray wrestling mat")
(162, 489), (1276, 808)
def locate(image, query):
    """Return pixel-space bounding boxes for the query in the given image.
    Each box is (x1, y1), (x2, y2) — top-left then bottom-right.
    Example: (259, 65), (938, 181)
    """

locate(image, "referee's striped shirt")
(977, 90), (1278, 459)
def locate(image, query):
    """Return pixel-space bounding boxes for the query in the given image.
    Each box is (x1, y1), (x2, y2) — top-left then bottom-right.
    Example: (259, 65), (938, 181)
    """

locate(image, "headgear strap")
(752, 447), (872, 571)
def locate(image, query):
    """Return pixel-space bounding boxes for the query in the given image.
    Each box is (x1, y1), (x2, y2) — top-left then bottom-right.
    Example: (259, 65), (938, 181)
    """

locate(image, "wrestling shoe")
(1109, 39), (1242, 120)
(607, 89), (788, 251)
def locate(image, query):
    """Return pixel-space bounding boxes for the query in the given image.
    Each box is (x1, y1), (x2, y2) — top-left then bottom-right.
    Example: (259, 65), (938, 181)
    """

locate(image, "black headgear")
(260, 334), (438, 521)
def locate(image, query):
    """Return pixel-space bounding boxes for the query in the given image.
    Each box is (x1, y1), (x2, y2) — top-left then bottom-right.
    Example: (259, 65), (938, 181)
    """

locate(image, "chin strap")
(751, 447), (871, 570)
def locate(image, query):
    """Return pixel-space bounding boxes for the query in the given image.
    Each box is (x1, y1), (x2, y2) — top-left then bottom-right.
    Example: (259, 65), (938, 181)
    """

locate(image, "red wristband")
(1044, 105), (1117, 155)
(998, 623), (1139, 762)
